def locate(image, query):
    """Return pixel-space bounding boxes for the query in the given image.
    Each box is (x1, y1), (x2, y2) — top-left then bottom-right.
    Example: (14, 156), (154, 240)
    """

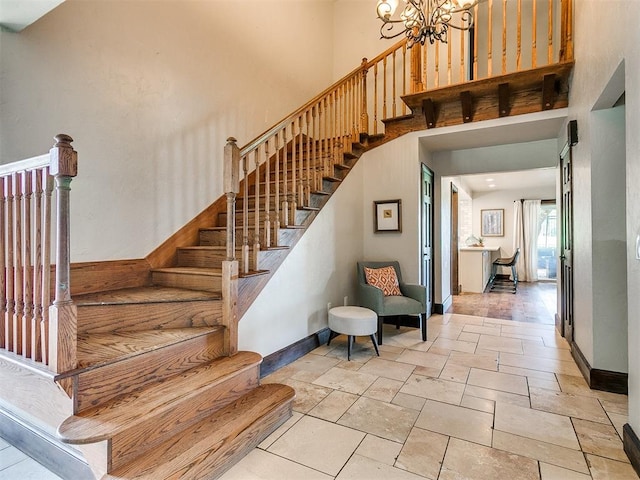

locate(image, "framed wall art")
(374, 199), (402, 233)
(481, 208), (504, 237)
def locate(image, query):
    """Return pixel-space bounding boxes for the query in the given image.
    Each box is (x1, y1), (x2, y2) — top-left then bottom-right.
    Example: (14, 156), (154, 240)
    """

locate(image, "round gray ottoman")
(327, 306), (380, 360)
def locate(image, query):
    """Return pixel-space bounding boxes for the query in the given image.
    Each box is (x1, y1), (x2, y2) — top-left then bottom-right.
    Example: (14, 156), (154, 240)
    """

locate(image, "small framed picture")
(374, 199), (402, 233)
(481, 209), (504, 237)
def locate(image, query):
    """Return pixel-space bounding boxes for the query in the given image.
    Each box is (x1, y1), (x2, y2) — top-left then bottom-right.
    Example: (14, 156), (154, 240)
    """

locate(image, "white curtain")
(513, 199), (541, 282)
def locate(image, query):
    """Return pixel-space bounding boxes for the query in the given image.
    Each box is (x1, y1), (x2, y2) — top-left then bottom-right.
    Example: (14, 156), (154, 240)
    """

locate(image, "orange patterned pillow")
(364, 266), (402, 296)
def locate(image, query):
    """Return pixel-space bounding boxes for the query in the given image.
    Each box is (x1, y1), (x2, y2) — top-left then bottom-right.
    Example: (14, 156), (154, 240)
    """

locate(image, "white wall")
(569, 0), (640, 436)
(432, 139), (558, 175)
(0, 0), (334, 262)
(362, 133), (423, 284)
(591, 105), (627, 373)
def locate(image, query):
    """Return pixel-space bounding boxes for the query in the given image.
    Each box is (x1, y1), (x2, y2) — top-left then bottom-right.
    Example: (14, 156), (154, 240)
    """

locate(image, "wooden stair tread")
(152, 267), (222, 276)
(239, 270), (270, 278)
(324, 176), (341, 182)
(58, 351), (262, 443)
(104, 383), (294, 480)
(179, 245), (289, 252)
(73, 327), (222, 371)
(74, 286), (220, 306)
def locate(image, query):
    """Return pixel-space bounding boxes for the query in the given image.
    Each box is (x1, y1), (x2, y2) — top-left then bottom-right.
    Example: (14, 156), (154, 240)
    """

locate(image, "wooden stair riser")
(236, 195), (297, 212)
(152, 270), (222, 292)
(176, 247), (266, 270)
(236, 194), (328, 213)
(109, 364), (260, 471)
(72, 329), (226, 413)
(262, 164), (348, 182)
(218, 209), (313, 228)
(104, 384), (294, 480)
(77, 300), (223, 335)
(198, 228), (288, 248)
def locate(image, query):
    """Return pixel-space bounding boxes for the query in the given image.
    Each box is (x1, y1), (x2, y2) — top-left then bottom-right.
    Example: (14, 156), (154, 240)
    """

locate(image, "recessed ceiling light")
(485, 178), (494, 182)
(488, 184), (496, 188)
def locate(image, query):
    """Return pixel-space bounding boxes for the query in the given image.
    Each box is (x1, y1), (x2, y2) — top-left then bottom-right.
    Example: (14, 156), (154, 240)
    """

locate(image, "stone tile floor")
(2, 310), (637, 479)
(220, 313), (637, 480)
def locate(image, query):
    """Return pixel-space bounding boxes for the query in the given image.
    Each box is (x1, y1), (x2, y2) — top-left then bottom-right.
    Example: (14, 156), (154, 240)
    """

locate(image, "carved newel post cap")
(226, 137), (237, 144)
(54, 133), (74, 147)
(50, 133), (78, 177)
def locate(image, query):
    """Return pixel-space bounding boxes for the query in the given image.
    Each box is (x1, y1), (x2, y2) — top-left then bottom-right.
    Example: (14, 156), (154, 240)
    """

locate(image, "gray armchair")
(357, 261), (427, 344)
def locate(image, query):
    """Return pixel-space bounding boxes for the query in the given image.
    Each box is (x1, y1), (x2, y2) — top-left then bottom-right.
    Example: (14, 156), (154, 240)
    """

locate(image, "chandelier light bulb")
(377, 0), (400, 20)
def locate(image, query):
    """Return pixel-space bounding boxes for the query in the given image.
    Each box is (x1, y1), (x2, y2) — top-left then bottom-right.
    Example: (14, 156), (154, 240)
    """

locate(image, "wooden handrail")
(238, 56), (381, 156)
(0, 155), (49, 176)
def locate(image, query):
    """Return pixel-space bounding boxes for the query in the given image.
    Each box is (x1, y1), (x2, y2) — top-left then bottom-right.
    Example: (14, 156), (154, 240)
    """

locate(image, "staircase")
(46, 131), (374, 480)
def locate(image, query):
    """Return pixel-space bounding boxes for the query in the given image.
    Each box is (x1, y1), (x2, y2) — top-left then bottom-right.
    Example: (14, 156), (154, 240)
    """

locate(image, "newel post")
(360, 58), (370, 135)
(48, 134), (78, 374)
(222, 137), (240, 356)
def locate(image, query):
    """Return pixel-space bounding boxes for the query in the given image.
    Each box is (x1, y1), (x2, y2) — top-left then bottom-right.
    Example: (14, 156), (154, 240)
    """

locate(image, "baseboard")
(0, 409), (93, 480)
(571, 341), (628, 394)
(260, 328), (331, 378)
(434, 295), (452, 314)
(624, 424), (640, 477)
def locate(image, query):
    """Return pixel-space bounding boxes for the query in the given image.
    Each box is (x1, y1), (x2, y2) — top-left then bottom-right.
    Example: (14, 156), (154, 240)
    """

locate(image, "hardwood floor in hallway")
(449, 281), (557, 325)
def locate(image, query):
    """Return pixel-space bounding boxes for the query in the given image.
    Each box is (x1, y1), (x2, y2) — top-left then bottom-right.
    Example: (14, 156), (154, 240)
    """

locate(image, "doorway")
(421, 165), (434, 315)
(450, 184), (459, 296)
(559, 141), (574, 340)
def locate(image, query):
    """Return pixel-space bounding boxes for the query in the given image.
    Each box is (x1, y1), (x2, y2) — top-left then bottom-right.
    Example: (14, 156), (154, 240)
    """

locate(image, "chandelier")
(376, 0), (478, 47)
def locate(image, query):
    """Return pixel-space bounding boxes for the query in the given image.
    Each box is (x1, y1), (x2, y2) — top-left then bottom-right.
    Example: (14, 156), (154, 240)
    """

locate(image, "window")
(537, 203), (557, 280)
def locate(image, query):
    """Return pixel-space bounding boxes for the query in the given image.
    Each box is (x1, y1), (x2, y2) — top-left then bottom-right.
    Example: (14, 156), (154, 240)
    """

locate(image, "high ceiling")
(0, 0), (64, 32)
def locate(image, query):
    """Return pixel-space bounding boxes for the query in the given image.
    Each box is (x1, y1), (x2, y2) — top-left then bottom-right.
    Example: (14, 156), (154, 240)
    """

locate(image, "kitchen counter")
(458, 247), (501, 293)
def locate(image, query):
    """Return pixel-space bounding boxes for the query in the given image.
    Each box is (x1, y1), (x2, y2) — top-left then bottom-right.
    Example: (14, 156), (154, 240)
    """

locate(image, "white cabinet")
(459, 247), (500, 293)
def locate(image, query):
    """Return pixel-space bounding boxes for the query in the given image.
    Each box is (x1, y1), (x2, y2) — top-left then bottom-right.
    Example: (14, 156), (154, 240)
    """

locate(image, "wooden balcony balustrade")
(0, 134), (77, 374)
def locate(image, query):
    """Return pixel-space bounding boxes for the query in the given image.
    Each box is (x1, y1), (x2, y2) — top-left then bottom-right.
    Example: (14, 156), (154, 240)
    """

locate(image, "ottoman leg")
(327, 330), (339, 346)
(370, 334), (380, 357)
(347, 335), (354, 361)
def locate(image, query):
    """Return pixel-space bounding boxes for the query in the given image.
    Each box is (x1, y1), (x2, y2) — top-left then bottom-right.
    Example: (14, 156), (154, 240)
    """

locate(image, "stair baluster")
(304, 110), (312, 206)
(22, 170), (34, 359)
(263, 140), (271, 249)
(31, 170), (44, 363)
(0, 179), (6, 351)
(13, 172), (23, 356)
(288, 119), (297, 225)
(241, 153), (249, 274)
(297, 117), (304, 209)
(252, 148), (261, 271)
(273, 131), (281, 245)
(281, 126), (289, 227)
(4, 175), (14, 353)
